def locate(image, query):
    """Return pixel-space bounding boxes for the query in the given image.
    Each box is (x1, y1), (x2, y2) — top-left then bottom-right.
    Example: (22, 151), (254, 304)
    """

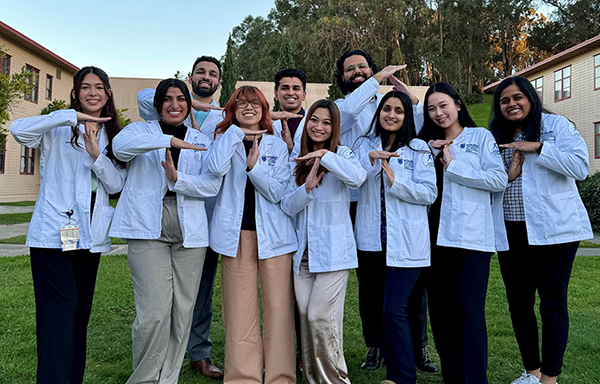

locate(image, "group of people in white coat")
(10, 48), (593, 384)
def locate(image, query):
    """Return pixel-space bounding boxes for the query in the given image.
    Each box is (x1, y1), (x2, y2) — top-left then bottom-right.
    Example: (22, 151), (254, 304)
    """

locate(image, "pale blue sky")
(0, 0), (275, 78)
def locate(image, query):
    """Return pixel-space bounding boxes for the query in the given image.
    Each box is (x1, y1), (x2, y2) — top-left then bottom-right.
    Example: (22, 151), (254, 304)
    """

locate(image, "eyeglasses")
(344, 62), (369, 73)
(236, 99), (261, 109)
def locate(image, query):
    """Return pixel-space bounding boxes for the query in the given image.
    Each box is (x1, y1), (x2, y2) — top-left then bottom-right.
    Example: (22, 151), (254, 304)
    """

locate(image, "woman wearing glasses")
(207, 86), (298, 384)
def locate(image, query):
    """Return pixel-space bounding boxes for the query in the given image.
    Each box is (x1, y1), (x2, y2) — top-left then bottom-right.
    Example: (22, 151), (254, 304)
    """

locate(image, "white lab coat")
(109, 120), (221, 248)
(207, 125), (298, 259)
(281, 146), (367, 273)
(354, 136), (437, 267)
(10, 109), (127, 252)
(433, 127), (508, 253)
(494, 114), (593, 249)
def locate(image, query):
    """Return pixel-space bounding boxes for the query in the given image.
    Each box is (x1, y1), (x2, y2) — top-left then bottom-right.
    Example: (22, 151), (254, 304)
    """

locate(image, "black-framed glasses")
(236, 99), (261, 109)
(344, 62), (369, 73)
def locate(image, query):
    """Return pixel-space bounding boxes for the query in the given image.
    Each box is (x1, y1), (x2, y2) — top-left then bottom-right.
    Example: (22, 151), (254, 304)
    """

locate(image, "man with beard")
(333, 50), (437, 374)
(137, 55), (225, 380)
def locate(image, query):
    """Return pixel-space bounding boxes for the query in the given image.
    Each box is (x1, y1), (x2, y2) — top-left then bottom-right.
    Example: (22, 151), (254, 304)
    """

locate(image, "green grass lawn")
(468, 94), (493, 129)
(0, 201), (35, 206)
(0, 255), (599, 383)
(0, 212), (33, 225)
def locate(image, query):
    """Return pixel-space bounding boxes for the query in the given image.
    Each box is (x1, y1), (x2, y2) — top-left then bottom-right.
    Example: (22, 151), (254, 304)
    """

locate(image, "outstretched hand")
(170, 137), (206, 151)
(305, 158), (325, 193)
(374, 65), (407, 84)
(82, 122), (100, 161)
(280, 119), (294, 152)
(247, 136), (260, 170)
(293, 149), (329, 163)
(161, 149), (178, 182)
(76, 112), (111, 125)
(271, 111), (303, 121)
(368, 150), (399, 165)
(191, 99), (224, 112)
(381, 159), (395, 187)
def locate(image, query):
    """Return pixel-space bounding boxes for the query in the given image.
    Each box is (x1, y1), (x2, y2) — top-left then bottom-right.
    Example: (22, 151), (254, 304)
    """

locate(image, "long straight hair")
(214, 86), (273, 135)
(69, 66), (123, 166)
(418, 82), (477, 142)
(489, 76), (546, 145)
(294, 99), (340, 187)
(366, 90), (417, 152)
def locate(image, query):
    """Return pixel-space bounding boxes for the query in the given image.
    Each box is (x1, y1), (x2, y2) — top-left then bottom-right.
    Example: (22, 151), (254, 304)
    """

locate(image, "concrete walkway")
(0, 205), (35, 214)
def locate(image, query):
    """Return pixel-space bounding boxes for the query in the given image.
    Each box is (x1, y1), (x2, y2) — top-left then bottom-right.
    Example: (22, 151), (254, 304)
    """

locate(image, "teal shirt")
(193, 98), (218, 128)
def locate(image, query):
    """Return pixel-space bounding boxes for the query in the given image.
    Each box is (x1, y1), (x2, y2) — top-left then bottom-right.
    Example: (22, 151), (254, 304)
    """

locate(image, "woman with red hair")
(207, 86), (298, 383)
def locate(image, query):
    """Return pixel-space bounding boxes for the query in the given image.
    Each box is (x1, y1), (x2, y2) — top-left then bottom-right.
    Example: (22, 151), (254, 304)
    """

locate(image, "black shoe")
(416, 346), (439, 374)
(360, 347), (382, 370)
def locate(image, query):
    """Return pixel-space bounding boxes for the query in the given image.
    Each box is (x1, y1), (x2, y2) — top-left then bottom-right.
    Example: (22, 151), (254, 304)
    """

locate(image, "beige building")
(485, 34), (600, 174)
(0, 21), (78, 202)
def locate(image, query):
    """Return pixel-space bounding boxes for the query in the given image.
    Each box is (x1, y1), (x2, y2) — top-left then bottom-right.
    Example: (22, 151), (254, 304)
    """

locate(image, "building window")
(530, 76), (543, 99)
(0, 54), (10, 75)
(24, 65), (40, 103)
(20, 146), (35, 175)
(56, 68), (62, 80)
(45, 75), (53, 100)
(595, 122), (600, 159)
(595, 55), (600, 91)
(0, 138), (5, 174)
(554, 66), (571, 102)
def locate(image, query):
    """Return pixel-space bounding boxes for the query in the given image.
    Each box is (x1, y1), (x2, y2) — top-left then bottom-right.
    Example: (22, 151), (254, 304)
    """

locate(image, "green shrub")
(577, 171), (600, 232)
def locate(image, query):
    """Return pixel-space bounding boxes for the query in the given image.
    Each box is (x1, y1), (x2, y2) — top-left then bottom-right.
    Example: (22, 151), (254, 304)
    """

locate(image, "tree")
(220, 34), (237, 107)
(273, 31), (296, 110)
(40, 99), (68, 115)
(0, 45), (33, 143)
(117, 108), (132, 128)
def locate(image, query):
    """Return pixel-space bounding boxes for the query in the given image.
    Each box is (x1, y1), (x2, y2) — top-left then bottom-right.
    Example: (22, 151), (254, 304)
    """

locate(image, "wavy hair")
(69, 66), (123, 166)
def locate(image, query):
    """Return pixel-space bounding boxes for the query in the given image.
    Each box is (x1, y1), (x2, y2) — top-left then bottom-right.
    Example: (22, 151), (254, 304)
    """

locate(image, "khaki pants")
(294, 258), (351, 384)
(221, 230), (295, 384)
(127, 196), (206, 384)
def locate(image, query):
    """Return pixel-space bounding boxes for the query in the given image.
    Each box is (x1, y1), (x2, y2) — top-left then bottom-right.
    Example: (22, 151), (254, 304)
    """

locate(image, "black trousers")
(427, 246), (491, 384)
(30, 248), (101, 384)
(498, 221), (578, 377)
(383, 267), (422, 384)
(357, 249), (387, 348)
(407, 271), (428, 361)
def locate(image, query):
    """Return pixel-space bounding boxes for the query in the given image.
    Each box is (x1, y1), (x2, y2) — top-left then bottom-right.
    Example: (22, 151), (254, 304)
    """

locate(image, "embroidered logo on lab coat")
(568, 124), (582, 138)
(400, 158), (414, 170)
(460, 143), (479, 154)
(262, 155), (278, 166)
(486, 139), (501, 157)
(343, 149), (357, 160)
(422, 153), (435, 168)
(542, 130), (555, 142)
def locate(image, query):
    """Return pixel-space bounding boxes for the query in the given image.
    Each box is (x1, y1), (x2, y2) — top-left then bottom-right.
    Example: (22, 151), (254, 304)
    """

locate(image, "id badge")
(60, 225), (80, 251)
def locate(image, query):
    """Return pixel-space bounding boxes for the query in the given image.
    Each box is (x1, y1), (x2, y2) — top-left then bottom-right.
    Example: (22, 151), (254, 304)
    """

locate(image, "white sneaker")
(510, 371), (541, 384)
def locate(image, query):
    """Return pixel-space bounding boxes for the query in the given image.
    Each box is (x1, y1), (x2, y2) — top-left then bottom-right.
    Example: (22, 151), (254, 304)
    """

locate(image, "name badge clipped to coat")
(60, 209), (80, 251)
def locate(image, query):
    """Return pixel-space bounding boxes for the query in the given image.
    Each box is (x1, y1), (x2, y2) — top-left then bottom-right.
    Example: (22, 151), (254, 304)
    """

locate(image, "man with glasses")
(333, 50), (435, 374)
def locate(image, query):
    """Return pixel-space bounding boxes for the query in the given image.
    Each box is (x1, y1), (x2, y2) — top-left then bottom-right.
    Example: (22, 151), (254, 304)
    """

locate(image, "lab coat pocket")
(264, 210), (290, 249)
(449, 199), (485, 245)
(212, 204), (235, 233)
(91, 205), (115, 247)
(540, 191), (581, 239)
(319, 224), (347, 263)
(399, 219), (429, 260)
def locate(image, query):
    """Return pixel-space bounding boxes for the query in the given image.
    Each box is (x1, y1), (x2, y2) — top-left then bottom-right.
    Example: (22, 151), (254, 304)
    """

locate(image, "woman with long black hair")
(354, 90), (437, 384)
(489, 76), (592, 384)
(10, 66), (126, 384)
(418, 82), (507, 384)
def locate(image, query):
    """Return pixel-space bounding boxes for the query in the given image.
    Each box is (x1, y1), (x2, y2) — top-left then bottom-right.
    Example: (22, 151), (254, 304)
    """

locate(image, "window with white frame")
(530, 77), (543, 99)
(554, 66), (571, 101)
(595, 55), (600, 90)
(20, 146), (35, 175)
(595, 122), (600, 159)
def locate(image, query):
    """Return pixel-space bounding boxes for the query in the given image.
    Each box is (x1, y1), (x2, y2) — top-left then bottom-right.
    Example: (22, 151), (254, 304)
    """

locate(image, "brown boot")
(190, 358), (224, 380)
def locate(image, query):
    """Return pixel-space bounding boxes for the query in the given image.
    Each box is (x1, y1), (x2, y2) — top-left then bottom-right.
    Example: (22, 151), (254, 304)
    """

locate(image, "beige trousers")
(294, 258), (351, 384)
(221, 230), (296, 384)
(126, 196), (206, 384)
